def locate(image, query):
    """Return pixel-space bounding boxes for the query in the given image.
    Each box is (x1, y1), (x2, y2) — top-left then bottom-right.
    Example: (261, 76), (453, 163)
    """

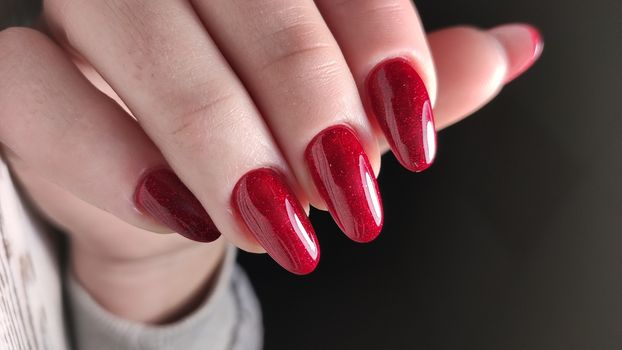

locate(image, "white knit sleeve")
(67, 245), (263, 350)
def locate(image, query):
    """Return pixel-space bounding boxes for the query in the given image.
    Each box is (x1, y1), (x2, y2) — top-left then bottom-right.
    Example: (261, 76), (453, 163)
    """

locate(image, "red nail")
(134, 168), (220, 242)
(366, 57), (437, 172)
(305, 125), (383, 243)
(232, 168), (319, 275)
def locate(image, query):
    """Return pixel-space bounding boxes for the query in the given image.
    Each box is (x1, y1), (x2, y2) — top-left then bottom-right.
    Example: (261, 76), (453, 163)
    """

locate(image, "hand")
(0, 0), (541, 322)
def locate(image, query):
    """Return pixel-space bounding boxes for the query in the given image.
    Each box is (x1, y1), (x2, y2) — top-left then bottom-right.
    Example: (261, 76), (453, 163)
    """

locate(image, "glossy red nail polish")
(366, 57), (437, 172)
(135, 168), (220, 242)
(305, 125), (383, 243)
(232, 168), (319, 275)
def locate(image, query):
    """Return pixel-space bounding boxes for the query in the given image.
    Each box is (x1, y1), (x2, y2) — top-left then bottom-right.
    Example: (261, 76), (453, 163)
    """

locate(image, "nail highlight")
(305, 125), (383, 242)
(232, 168), (319, 275)
(366, 57), (437, 172)
(134, 168), (220, 242)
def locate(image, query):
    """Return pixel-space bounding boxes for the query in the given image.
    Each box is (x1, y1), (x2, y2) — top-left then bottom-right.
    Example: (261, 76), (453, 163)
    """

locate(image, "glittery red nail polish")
(135, 168), (220, 242)
(232, 168), (319, 275)
(305, 125), (383, 243)
(366, 57), (437, 172)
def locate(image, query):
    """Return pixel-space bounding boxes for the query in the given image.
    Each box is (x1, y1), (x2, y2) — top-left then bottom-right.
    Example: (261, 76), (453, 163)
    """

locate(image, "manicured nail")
(489, 23), (544, 83)
(366, 57), (437, 172)
(134, 168), (220, 242)
(232, 168), (319, 275)
(305, 125), (383, 243)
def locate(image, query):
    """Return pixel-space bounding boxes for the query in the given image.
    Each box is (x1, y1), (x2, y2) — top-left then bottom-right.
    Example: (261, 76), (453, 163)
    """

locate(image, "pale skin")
(0, 0), (541, 324)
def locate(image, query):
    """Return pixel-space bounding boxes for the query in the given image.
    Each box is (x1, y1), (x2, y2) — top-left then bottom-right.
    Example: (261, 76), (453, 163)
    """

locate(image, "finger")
(10, 161), (226, 262)
(45, 1), (319, 273)
(489, 23), (544, 84)
(316, 0), (438, 172)
(0, 28), (219, 242)
(431, 25), (544, 132)
(193, 0), (383, 242)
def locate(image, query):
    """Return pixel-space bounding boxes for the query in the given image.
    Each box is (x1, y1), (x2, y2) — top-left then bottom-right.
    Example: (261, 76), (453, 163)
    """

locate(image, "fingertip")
(427, 26), (508, 129)
(489, 23), (544, 83)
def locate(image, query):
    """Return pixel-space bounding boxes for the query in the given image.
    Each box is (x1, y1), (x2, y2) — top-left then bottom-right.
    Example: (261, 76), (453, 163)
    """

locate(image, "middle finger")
(193, 0), (384, 242)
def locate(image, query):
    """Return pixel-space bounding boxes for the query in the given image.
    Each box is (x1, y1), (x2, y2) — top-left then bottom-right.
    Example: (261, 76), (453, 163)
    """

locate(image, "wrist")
(70, 238), (227, 324)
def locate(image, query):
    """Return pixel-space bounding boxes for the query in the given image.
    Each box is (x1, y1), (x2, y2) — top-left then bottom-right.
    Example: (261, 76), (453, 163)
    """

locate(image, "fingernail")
(134, 168), (220, 242)
(305, 125), (383, 242)
(489, 23), (544, 83)
(366, 57), (437, 172)
(232, 168), (319, 275)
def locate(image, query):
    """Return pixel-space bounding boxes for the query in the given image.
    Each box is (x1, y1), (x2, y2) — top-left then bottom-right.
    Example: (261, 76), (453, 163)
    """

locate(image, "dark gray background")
(241, 1), (622, 349)
(2, 0), (621, 349)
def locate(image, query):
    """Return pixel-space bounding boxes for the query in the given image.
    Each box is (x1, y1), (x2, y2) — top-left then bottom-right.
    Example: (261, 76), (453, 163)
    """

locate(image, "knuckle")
(162, 90), (245, 153)
(260, 39), (334, 75)
(335, 0), (407, 20)
(255, 14), (335, 73)
(266, 58), (344, 102)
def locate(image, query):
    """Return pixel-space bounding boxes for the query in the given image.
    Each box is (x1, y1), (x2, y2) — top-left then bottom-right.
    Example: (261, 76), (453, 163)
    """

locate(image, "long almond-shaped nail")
(232, 168), (319, 275)
(366, 57), (437, 172)
(305, 125), (383, 242)
(134, 168), (220, 242)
